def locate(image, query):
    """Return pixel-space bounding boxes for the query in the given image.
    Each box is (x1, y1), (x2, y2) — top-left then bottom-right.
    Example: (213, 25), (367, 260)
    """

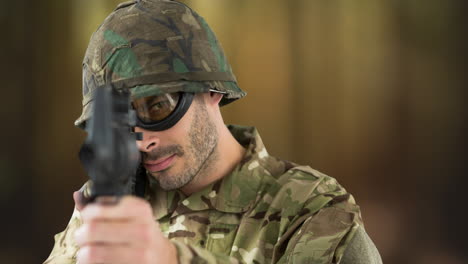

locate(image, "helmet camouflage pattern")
(75, 0), (246, 128)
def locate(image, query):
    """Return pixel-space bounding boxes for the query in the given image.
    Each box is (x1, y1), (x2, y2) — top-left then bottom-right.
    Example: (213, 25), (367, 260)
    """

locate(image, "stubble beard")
(146, 98), (219, 190)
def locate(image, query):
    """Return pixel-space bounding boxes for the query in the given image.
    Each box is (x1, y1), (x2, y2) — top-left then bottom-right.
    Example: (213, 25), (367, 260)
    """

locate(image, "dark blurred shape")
(79, 85), (142, 201)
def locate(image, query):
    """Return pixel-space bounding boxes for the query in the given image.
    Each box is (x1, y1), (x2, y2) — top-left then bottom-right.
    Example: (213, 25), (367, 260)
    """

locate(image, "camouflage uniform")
(44, 125), (381, 264)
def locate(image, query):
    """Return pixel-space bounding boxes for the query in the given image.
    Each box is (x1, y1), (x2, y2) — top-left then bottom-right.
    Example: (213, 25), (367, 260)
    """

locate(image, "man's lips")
(144, 154), (176, 172)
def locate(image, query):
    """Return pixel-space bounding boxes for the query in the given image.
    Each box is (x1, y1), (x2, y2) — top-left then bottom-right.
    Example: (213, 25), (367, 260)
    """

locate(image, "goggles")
(132, 92), (194, 131)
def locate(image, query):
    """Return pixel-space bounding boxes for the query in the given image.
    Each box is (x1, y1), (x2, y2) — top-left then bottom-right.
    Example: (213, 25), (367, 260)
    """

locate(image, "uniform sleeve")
(275, 206), (382, 264)
(340, 226), (382, 264)
(42, 207), (82, 264)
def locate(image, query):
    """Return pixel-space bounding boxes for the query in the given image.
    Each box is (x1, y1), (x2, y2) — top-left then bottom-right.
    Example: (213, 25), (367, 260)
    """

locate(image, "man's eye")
(150, 100), (169, 111)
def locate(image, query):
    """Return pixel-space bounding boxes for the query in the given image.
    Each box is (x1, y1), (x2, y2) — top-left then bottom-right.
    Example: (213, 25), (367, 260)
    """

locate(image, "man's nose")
(134, 127), (159, 152)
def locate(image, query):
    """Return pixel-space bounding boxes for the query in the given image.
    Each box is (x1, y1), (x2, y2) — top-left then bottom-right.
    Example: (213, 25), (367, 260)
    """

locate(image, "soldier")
(44, 0), (382, 263)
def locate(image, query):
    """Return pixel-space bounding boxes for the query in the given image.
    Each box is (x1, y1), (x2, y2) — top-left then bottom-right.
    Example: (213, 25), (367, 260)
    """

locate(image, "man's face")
(134, 94), (219, 190)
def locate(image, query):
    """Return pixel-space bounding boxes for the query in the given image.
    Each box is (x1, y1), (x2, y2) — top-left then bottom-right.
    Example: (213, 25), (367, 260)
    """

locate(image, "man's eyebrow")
(146, 95), (166, 104)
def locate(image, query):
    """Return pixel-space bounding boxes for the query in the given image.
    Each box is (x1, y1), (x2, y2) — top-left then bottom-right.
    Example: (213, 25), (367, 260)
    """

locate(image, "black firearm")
(79, 85), (144, 204)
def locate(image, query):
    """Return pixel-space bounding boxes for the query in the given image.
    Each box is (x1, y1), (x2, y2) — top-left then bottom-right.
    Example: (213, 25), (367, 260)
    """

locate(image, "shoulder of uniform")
(258, 163), (356, 214)
(245, 163), (359, 233)
(252, 164), (342, 210)
(275, 164), (338, 192)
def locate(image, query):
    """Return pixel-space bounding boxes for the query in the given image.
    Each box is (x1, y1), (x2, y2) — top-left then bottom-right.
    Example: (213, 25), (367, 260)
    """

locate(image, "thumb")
(73, 191), (86, 212)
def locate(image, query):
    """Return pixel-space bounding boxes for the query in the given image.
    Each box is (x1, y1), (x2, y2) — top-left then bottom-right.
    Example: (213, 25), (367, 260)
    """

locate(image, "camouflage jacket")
(44, 125), (381, 264)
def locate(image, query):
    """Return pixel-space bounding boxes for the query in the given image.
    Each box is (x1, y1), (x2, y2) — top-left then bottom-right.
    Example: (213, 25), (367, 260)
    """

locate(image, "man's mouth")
(144, 154), (176, 172)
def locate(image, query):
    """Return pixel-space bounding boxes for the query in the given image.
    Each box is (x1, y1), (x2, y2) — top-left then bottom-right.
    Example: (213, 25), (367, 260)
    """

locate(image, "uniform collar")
(147, 125), (275, 220)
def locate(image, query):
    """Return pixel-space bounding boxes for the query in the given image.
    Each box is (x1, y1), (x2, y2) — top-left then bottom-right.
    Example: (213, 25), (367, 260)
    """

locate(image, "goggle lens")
(132, 93), (180, 123)
(131, 92), (194, 131)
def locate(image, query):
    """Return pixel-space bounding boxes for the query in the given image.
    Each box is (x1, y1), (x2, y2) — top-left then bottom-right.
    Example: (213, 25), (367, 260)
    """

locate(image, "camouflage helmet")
(75, 0), (246, 128)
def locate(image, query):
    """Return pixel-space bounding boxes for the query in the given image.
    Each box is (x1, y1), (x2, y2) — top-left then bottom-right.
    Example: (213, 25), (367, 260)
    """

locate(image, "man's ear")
(208, 92), (223, 106)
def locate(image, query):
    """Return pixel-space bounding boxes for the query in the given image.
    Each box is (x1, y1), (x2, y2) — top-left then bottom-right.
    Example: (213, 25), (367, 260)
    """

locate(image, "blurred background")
(1, 0), (467, 263)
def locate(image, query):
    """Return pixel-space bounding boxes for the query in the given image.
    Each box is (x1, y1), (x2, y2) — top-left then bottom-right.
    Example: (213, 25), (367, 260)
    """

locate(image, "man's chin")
(157, 180), (187, 191)
(154, 173), (195, 191)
